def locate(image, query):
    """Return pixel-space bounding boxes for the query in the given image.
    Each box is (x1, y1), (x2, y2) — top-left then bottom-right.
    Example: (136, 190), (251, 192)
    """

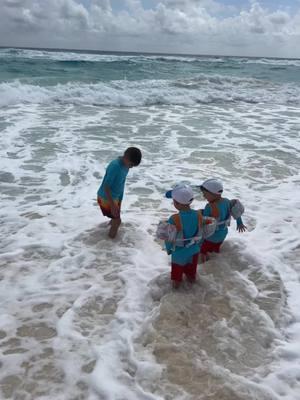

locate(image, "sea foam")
(1, 76), (300, 108)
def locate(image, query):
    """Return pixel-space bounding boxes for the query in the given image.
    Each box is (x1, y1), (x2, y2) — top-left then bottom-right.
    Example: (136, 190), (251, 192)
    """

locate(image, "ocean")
(0, 47), (300, 400)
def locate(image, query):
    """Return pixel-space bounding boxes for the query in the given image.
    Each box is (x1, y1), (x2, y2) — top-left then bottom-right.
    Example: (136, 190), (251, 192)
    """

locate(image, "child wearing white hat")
(165, 184), (201, 288)
(199, 178), (246, 261)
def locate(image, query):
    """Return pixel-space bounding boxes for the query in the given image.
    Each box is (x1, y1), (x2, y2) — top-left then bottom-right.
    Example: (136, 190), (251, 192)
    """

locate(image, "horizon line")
(1, 45), (300, 61)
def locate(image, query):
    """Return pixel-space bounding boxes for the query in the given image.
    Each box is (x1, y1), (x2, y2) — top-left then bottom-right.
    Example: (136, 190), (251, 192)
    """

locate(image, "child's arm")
(236, 216), (247, 232)
(204, 201), (246, 231)
(164, 217), (175, 254)
(165, 243), (173, 255)
(104, 185), (120, 218)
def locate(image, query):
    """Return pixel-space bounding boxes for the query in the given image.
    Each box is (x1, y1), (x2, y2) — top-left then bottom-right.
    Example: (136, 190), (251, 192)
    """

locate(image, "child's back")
(97, 158), (128, 202)
(164, 184), (201, 288)
(202, 197), (232, 243)
(166, 209), (200, 265)
(199, 178), (246, 258)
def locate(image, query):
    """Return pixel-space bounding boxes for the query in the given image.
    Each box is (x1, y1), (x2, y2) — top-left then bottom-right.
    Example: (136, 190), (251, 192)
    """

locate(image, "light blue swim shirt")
(202, 198), (243, 243)
(165, 209), (200, 266)
(97, 158), (129, 201)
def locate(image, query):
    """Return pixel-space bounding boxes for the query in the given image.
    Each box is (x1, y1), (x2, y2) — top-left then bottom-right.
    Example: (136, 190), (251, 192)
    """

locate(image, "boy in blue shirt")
(199, 178), (246, 261)
(97, 147), (142, 238)
(165, 184), (201, 289)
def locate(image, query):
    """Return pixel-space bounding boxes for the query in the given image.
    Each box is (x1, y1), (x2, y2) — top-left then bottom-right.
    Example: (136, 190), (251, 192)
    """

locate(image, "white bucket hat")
(166, 184), (194, 205)
(200, 179), (223, 195)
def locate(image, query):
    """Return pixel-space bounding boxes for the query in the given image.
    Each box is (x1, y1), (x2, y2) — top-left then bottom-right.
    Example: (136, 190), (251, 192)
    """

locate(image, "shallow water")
(0, 49), (300, 399)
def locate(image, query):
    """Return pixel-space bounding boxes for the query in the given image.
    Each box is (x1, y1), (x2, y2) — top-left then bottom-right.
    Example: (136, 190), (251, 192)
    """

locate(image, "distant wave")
(1, 76), (299, 108)
(0, 48), (225, 65)
(0, 48), (195, 63)
(242, 58), (300, 67)
(0, 48), (138, 63)
(1, 48), (300, 67)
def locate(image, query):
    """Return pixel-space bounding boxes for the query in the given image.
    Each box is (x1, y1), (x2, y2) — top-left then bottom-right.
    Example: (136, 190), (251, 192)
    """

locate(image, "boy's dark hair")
(124, 147), (142, 166)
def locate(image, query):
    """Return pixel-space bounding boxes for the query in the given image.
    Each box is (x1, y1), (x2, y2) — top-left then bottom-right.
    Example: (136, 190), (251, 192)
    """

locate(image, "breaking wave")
(1, 75), (299, 108)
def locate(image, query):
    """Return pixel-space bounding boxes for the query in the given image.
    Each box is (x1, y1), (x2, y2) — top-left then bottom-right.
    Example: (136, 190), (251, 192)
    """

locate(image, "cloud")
(3, 0), (23, 7)
(60, 0), (89, 29)
(269, 10), (290, 25)
(0, 0), (300, 57)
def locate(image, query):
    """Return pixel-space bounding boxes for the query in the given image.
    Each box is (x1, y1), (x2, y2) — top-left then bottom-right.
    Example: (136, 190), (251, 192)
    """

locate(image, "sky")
(1, 0), (300, 57)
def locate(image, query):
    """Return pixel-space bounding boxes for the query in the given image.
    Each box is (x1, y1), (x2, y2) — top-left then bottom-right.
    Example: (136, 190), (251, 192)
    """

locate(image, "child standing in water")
(164, 184), (201, 288)
(97, 147), (142, 238)
(199, 178), (246, 261)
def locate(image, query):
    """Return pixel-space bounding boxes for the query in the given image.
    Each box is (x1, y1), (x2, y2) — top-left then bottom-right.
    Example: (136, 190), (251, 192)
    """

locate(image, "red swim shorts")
(97, 197), (121, 219)
(200, 240), (223, 255)
(171, 253), (199, 283)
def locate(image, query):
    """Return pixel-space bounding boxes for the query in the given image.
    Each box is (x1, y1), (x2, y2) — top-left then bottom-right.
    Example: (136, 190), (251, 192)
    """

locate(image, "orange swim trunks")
(97, 197), (121, 219)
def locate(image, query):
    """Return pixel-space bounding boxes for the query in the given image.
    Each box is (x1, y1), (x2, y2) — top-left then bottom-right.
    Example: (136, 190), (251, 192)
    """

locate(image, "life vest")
(230, 199), (244, 220)
(156, 221), (178, 243)
(156, 211), (217, 248)
(208, 198), (244, 228)
(209, 198), (225, 219)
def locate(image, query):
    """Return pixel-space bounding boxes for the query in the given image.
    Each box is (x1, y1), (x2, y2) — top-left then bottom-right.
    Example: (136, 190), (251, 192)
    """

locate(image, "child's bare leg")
(172, 281), (181, 289)
(108, 218), (121, 239)
(201, 253), (209, 263)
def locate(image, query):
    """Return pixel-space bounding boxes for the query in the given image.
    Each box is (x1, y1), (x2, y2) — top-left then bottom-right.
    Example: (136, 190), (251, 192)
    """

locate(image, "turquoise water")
(1, 47), (300, 106)
(0, 47), (300, 400)
(1, 48), (300, 84)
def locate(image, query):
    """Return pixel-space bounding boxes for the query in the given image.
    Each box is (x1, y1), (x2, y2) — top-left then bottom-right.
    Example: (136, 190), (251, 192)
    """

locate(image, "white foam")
(1, 76), (300, 109)
(0, 94), (300, 399)
(243, 57), (300, 67)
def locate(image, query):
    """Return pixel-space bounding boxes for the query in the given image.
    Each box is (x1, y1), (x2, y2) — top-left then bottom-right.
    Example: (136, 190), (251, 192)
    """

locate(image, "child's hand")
(237, 224), (247, 233)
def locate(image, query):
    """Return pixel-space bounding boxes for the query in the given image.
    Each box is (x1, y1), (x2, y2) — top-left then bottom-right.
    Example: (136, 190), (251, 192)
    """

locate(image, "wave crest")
(1, 76), (299, 108)
(1, 48), (300, 67)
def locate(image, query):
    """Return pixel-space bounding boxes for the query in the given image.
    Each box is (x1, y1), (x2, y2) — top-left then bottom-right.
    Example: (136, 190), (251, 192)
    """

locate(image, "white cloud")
(60, 0), (89, 29)
(3, 0), (23, 7)
(0, 0), (300, 57)
(269, 10), (290, 25)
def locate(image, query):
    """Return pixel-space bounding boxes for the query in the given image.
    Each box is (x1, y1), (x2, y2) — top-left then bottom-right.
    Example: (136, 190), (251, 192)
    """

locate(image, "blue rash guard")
(202, 197), (243, 243)
(165, 209), (200, 266)
(97, 158), (129, 201)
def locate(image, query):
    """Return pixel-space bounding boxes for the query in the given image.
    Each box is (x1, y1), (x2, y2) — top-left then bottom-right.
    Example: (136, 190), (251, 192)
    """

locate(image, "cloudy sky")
(1, 0), (300, 57)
